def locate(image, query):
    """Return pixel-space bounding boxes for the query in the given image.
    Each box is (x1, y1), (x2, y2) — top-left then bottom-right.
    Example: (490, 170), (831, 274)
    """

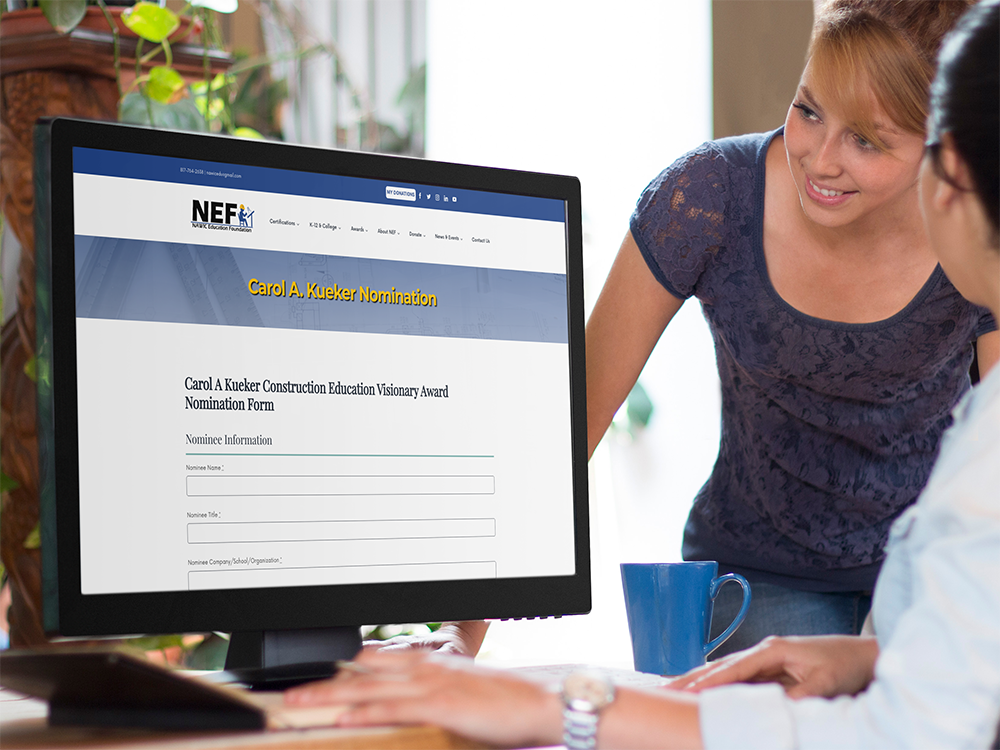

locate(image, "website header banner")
(74, 236), (569, 344)
(72, 147), (566, 223)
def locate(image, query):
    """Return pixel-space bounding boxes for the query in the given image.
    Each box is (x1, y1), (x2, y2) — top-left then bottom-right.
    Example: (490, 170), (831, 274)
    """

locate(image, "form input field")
(188, 518), (496, 544)
(186, 474), (495, 497)
(188, 560), (497, 590)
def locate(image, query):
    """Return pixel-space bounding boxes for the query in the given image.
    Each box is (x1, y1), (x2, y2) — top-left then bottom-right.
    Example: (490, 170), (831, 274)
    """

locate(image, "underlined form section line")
(185, 453), (495, 458)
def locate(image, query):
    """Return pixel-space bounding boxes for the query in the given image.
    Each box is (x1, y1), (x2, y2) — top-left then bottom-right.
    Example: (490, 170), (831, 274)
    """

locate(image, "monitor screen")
(36, 118), (589, 664)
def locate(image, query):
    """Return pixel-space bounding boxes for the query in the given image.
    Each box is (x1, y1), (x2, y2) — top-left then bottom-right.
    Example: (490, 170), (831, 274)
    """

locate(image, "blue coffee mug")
(621, 561), (751, 676)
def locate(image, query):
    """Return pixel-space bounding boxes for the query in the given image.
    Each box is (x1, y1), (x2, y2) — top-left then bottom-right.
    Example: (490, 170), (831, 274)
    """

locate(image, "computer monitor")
(34, 117), (589, 671)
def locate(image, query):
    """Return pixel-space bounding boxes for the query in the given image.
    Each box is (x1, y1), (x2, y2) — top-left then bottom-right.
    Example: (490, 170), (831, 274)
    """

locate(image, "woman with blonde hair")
(394, 0), (998, 661)
(292, 2), (1000, 746)
(594, 0), (996, 656)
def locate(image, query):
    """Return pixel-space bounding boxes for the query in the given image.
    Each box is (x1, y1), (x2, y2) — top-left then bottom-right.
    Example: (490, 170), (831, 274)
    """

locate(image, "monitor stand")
(224, 627), (362, 690)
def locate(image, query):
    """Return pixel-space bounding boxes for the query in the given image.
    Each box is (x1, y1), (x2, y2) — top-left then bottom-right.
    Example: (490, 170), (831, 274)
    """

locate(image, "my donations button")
(385, 186), (416, 201)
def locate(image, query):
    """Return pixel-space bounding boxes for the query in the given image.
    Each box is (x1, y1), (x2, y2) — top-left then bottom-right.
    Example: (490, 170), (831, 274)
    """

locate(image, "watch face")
(564, 671), (615, 711)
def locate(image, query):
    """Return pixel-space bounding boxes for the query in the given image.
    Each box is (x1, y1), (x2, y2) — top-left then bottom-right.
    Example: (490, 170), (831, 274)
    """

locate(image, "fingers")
(353, 648), (429, 670)
(286, 652), (423, 706)
(663, 660), (728, 690)
(430, 641), (469, 656)
(784, 683), (819, 700)
(362, 638), (418, 652)
(336, 697), (430, 727)
(286, 677), (347, 706)
(286, 652), (560, 748)
(286, 668), (423, 706)
(672, 664), (739, 693)
(371, 640), (423, 653)
(362, 635), (428, 652)
(360, 629), (475, 656)
(287, 651), (478, 707)
(674, 641), (788, 693)
(667, 637), (866, 699)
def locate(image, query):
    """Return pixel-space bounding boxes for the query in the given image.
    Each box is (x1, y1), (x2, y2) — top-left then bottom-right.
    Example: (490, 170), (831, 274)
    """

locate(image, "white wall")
(427, 0), (721, 668)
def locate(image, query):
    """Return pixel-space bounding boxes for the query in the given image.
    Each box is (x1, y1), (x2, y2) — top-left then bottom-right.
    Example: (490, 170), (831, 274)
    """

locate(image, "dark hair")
(808, 0), (972, 152)
(927, 0), (1000, 238)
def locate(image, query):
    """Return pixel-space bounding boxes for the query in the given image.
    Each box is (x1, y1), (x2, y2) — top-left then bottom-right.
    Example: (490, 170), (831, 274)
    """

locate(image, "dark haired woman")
(287, 2), (1000, 747)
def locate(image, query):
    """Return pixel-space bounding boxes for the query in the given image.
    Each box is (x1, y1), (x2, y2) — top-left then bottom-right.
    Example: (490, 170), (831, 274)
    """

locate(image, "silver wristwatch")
(561, 671), (616, 750)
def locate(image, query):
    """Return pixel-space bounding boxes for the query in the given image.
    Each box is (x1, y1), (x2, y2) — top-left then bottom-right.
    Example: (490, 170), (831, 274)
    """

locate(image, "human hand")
(285, 649), (562, 748)
(666, 635), (879, 699)
(363, 620), (488, 656)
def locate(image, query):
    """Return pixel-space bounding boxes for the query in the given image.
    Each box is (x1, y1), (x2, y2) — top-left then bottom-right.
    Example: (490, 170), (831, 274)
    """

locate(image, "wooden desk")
(0, 689), (488, 750)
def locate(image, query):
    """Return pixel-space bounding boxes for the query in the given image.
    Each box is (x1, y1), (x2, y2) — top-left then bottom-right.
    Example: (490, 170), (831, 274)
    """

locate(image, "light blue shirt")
(699, 363), (1000, 749)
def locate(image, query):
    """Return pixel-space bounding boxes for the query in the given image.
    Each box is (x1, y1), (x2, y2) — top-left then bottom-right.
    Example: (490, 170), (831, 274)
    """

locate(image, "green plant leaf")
(39, 0), (87, 34)
(193, 91), (226, 121)
(36, 357), (50, 390)
(23, 356), (37, 383)
(127, 634), (187, 653)
(146, 66), (186, 104)
(122, 2), (180, 44)
(191, 73), (233, 96)
(120, 93), (208, 132)
(1, 471), (20, 494)
(23, 523), (41, 549)
(184, 633), (230, 670)
(232, 126), (263, 139)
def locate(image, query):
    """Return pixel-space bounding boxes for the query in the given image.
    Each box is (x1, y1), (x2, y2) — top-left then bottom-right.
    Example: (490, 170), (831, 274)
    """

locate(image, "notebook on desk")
(0, 648), (346, 731)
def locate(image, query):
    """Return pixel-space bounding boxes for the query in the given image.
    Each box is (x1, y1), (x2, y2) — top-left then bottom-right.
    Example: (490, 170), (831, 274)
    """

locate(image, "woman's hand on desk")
(668, 635), (879, 699)
(363, 620), (488, 656)
(285, 649), (562, 747)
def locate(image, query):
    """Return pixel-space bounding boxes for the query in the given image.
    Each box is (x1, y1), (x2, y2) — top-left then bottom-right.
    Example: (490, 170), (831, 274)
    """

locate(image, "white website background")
(73, 171), (577, 595)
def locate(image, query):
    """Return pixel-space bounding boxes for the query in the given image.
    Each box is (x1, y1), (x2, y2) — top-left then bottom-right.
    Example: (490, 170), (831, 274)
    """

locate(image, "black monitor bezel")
(36, 116), (590, 638)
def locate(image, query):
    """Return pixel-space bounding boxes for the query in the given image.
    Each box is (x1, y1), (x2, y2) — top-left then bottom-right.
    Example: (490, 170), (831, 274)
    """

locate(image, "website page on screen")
(71, 147), (575, 595)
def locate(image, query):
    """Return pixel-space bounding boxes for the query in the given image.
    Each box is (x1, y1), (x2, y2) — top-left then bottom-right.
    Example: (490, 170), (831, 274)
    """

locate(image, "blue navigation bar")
(72, 147), (566, 223)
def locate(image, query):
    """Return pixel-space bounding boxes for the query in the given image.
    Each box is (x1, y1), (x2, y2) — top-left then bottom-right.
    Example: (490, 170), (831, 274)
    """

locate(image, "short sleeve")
(973, 307), (997, 339)
(629, 141), (731, 300)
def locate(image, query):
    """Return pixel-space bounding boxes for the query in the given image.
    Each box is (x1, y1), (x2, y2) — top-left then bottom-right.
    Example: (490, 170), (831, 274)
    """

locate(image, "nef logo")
(192, 200), (255, 233)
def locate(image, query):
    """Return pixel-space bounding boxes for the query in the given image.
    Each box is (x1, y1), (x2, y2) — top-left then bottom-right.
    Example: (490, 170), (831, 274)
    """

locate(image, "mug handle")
(703, 573), (751, 657)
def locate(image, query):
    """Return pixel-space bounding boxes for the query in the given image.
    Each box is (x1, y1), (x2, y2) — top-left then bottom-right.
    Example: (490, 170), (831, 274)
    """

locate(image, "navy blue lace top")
(630, 129), (997, 592)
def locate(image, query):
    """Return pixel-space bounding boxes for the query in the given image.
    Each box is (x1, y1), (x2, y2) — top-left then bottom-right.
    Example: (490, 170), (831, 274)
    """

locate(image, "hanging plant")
(119, 1), (246, 133)
(3, 0), (260, 136)
(36, 0), (88, 33)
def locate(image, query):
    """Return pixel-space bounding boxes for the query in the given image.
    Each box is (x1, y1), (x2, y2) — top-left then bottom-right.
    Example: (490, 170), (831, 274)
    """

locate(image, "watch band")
(563, 705), (601, 750)
(561, 671), (615, 750)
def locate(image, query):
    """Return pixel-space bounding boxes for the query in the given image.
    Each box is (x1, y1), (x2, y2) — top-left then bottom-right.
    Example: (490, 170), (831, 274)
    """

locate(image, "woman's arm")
(587, 231), (685, 458)
(286, 649), (703, 750)
(976, 330), (999, 377)
(668, 635), (879, 698)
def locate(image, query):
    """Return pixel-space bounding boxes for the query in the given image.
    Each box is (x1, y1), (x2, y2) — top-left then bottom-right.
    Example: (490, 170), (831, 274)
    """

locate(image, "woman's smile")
(803, 174), (857, 206)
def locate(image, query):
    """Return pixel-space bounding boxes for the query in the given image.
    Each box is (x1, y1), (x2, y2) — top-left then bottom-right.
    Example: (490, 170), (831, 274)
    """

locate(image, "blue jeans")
(707, 577), (872, 660)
